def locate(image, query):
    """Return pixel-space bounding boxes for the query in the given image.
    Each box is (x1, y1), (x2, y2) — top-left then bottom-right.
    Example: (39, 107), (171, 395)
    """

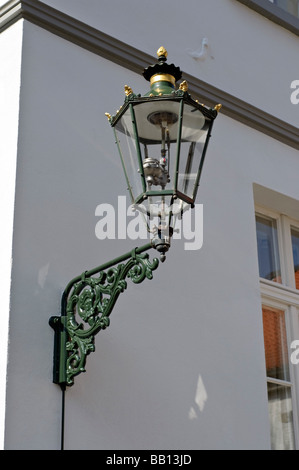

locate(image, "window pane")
(256, 215), (281, 283)
(262, 306), (290, 381)
(267, 382), (295, 450)
(291, 228), (299, 289)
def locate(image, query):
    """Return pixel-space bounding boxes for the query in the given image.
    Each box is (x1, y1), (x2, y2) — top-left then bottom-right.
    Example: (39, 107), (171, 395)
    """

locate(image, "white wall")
(41, 0), (299, 128)
(3, 1), (299, 450)
(0, 20), (23, 450)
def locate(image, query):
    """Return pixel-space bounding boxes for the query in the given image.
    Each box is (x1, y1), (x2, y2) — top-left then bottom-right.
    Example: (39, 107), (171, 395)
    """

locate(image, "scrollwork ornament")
(61, 249), (159, 386)
(128, 253), (159, 284)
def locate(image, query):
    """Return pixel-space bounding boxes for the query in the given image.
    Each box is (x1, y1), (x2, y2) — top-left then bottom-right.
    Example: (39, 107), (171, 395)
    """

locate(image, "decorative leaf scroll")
(64, 251), (159, 385)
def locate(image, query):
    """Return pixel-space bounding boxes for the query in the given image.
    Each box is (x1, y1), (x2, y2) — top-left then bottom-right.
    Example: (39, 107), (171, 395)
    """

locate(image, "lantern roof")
(143, 47), (182, 85)
(105, 47), (222, 125)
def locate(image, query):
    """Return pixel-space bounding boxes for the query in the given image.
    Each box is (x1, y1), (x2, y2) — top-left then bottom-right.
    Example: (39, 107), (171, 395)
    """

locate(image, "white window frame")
(256, 205), (299, 449)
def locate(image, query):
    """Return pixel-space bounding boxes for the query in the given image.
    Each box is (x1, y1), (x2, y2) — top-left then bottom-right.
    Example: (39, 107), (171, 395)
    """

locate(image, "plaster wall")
(0, 20), (23, 449)
(41, 0), (299, 128)
(3, 16), (299, 449)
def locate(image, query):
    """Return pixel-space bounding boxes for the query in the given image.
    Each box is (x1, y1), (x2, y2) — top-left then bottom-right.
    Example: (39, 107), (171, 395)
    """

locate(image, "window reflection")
(256, 215), (281, 283)
(262, 306), (289, 381)
(262, 305), (295, 450)
(267, 383), (295, 450)
(291, 228), (299, 290)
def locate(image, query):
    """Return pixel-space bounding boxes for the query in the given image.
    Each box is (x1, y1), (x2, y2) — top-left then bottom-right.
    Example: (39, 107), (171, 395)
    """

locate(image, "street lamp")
(107, 46), (220, 261)
(49, 47), (220, 388)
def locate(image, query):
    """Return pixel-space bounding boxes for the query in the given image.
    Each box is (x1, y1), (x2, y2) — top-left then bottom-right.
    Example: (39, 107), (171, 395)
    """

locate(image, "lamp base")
(151, 225), (173, 262)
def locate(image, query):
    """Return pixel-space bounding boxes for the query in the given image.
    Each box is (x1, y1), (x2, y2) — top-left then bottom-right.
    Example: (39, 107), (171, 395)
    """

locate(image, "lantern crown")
(143, 47), (182, 95)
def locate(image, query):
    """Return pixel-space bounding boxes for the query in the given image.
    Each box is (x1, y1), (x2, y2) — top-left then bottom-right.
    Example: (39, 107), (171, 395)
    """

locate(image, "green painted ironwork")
(50, 243), (159, 388)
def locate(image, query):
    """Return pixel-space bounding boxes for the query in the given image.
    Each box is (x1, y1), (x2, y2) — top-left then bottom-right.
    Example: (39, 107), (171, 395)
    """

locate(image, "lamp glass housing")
(113, 95), (213, 218)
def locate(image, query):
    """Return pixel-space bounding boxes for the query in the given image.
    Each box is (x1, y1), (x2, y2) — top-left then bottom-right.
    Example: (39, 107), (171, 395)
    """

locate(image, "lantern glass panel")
(177, 104), (209, 201)
(114, 99), (209, 217)
(114, 107), (144, 204)
(131, 99), (182, 193)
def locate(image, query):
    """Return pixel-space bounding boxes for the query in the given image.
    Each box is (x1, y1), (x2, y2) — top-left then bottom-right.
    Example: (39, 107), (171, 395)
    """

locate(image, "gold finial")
(157, 46), (168, 58)
(124, 85), (133, 96)
(105, 112), (111, 120)
(179, 80), (188, 92)
(214, 103), (222, 112)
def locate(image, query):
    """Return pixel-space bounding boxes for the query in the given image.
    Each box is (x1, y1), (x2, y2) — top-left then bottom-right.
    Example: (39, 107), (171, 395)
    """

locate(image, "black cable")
(61, 385), (66, 450)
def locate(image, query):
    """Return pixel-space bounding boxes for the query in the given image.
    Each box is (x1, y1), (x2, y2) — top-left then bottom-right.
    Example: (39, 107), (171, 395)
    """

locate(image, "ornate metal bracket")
(49, 243), (159, 388)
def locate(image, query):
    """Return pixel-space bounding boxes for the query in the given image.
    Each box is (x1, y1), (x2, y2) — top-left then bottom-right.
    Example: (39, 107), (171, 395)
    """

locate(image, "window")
(291, 228), (299, 288)
(262, 305), (295, 449)
(255, 208), (299, 449)
(256, 214), (281, 283)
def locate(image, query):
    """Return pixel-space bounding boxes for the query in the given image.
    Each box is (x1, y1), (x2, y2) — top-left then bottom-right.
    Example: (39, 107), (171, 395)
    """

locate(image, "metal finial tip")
(157, 46), (168, 58)
(124, 85), (133, 96)
(179, 80), (188, 92)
